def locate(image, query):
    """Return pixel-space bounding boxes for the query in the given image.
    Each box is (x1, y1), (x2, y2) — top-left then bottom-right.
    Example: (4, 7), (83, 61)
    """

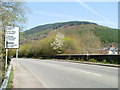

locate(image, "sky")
(25, 2), (118, 30)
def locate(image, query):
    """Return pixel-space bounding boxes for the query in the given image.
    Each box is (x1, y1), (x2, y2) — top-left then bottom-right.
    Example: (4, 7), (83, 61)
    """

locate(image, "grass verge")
(7, 67), (14, 88)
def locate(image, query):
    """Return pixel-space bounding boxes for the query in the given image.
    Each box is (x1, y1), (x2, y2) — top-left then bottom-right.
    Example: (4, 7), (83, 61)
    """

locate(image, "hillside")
(21, 21), (118, 44)
(16, 21), (118, 56)
(21, 21), (98, 44)
(24, 21), (97, 35)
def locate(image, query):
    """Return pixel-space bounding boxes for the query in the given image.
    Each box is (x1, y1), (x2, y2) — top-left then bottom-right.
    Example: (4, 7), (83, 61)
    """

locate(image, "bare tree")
(81, 30), (101, 54)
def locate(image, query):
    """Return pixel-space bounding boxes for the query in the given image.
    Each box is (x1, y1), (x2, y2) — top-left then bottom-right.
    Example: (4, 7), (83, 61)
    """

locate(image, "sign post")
(16, 49), (18, 59)
(5, 26), (19, 69)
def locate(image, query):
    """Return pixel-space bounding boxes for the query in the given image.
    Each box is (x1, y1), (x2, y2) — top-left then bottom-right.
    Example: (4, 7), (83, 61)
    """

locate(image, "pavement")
(12, 58), (118, 88)
(12, 59), (44, 88)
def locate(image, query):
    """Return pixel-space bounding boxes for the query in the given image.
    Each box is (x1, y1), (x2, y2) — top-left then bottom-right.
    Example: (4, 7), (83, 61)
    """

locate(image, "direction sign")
(5, 26), (19, 49)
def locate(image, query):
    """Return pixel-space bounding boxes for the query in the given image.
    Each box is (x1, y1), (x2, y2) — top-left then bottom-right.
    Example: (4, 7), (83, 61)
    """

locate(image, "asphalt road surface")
(12, 58), (118, 88)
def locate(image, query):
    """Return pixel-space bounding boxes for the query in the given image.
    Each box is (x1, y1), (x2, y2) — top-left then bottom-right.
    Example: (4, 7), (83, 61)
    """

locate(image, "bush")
(110, 60), (115, 64)
(80, 59), (84, 62)
(63, 37), (75, 53)
(62, 35), (81, 54)
(102, 59), (107, 63)
(88, 58), (97, 62)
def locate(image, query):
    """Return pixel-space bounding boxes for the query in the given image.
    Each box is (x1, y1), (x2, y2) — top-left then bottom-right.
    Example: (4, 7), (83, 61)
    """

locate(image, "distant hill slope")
(21, 21), (118, 44)
(18, 21), (118, 55)
(24, 21), (97, 36)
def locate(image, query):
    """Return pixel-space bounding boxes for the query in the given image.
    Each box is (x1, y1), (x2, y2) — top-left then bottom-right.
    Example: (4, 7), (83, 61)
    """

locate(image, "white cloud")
(76, 0), (117, 28)
(34, 10), (83, 20)
(34, 10), (117, 28)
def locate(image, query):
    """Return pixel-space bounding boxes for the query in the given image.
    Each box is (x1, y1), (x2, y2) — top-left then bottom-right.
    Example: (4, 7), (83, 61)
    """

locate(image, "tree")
(50, 32), (64, 54)
(0, 0), (30, 83)
(81, 30), (101, 54)
(1, 1), (30, 28)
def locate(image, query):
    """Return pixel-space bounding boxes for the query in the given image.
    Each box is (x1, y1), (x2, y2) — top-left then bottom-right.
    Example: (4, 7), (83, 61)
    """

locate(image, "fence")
(39, 54), (119, 64)
(0, 55), (2, 86)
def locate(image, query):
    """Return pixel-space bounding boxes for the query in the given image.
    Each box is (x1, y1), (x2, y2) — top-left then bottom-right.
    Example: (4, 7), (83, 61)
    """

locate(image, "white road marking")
(32, 60), (102, 77)
(52, 60), (118, 70)
(65, 67), (102, 77)
(17, 59), (117, 77)
(79, 69), (102, 76)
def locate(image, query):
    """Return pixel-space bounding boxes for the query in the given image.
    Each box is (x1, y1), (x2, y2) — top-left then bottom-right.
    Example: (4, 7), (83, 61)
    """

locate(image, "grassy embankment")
(7, 67), (14, 88)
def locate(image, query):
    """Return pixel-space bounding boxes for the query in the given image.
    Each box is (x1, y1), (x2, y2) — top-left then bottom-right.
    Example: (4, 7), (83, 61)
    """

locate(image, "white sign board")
(5, 26), (19, 49)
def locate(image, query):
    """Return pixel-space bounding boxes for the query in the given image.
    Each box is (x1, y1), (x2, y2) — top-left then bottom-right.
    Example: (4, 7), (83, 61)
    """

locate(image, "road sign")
(5, 26), (19, 49)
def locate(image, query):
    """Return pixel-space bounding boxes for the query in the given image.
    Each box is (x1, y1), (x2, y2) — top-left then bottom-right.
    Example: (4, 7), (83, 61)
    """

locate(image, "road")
(12, 58), (118, 88)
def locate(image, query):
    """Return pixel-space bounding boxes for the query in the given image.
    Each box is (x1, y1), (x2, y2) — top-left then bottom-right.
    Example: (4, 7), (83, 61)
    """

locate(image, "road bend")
(12, 58), (118, 88)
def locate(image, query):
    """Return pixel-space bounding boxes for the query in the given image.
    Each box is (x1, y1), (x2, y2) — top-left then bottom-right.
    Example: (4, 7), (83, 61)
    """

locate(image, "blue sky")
(25, 2), (118, 30)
